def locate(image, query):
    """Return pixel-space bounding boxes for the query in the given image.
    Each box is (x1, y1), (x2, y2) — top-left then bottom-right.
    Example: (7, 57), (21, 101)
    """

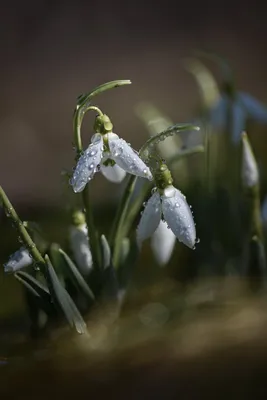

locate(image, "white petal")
(241, 132), (259, 188)
(151, 220), (176, 266)
(108, 133), (152, 180)
(70, 133), (103, 193)
(239, 92), (267, 124)
(69, 223), (93, 276)
(100, 162), (126, 183)
(136, 191), (161, 246)
(4, 247), (32, 273)
(161, 186), (196, 249)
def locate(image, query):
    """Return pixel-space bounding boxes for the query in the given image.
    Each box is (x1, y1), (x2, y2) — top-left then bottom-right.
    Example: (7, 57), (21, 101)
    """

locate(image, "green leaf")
(14, 271), (54, 315)
(58, 248), (95, 303)
(15, 271), (50, 301)
(44, 255), (87, 335)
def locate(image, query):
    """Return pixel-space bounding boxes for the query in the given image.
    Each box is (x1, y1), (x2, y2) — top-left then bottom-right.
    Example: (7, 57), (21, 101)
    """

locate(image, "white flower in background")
(4, 247), (32, 273)
(209, 92), (267, 143)
(151, 220), (176, 266)
(70, 132), (152, 193)
(241, 132), (259, 188)
(137, 185), (196, 249)
(69, 223), (93, 276)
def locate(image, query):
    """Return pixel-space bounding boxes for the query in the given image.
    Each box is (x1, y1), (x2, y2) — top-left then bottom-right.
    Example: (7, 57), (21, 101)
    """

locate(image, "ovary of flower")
(4, 247), (33, 273)
(151, 220), (176, 266)
(137, 186), (196, 249)
(209, 92), (267, 143)
(70, 132), (153, 193)
(69, 223), (93, 276)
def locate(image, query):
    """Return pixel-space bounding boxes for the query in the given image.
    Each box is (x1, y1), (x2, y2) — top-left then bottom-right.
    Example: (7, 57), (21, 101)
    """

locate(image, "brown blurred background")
(1, 0), (267, 207)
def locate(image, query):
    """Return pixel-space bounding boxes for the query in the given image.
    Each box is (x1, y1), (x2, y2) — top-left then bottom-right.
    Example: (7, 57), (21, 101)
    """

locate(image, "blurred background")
(1, 0), (267, 205)
(1, 0), (267, 352)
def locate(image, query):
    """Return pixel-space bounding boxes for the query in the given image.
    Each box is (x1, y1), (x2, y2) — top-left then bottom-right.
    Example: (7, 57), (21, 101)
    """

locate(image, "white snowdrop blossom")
(209, 92), (267, 143)
(137, 185), (196, 249)
(71, 132), (152, 192)
(4, 247), (33, 273)
(151, 220), (176, 266)
(69, 223), (93, 276)
(241, 132), (259, 188)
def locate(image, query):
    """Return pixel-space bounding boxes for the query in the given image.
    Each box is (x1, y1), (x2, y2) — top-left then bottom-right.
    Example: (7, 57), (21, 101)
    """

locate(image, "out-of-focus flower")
(209, 92), (267, 143)
(69, 222), (93, 276)
(70, 132), (152, 193)
(137, 185), (196, 249)
(151, 220), (176, 266)
(241, 132), (259, 188)
(4, 247), (32, 273)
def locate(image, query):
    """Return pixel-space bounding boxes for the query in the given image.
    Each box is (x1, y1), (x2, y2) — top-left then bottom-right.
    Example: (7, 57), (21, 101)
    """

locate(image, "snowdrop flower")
(71, 129), (152, 193)
(151, 220), (176, 266)
(69, 211), (92, 276)
(209, 92), (267, 143)
(137, 184), (196, 249)
(241, 132), (259, 188)
(4, 247), (32, 273)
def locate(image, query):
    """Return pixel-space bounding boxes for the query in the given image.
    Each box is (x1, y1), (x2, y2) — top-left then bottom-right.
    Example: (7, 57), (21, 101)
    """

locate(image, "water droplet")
(89, 163), (94, 170)
(195, 238), (200, 244)
(175, 202), (180, 208)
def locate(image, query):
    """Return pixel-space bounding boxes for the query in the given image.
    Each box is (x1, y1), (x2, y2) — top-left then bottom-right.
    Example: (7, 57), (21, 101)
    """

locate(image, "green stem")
(110, 175), (137, 267)
(0, 186), (45, 267)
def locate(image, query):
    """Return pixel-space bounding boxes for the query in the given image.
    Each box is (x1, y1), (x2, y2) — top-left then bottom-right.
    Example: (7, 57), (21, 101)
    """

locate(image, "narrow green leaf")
(58, 248), (95, 302)
(14, 271), (54, 315)
(15, 271), (50, 301)
(44, 255), (87, 335)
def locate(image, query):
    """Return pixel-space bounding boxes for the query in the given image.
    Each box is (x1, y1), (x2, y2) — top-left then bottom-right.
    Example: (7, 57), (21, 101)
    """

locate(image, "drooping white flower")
(151, 220), (176, 266)
(209, 92), (267, 143)
(69, 223), (93, 276)
(137, 185), (196, 249)
(70, 132), (152, 193)
(4, 247), (33, 273)
(241, 132), (259, 188)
